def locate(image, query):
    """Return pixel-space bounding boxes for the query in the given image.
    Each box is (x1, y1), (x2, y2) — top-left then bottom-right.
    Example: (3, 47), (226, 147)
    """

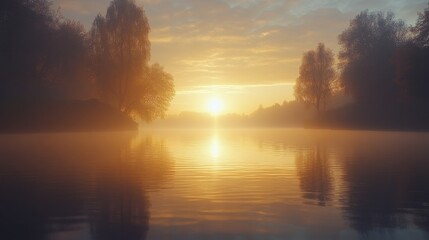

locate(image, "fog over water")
(1, 129), (429, 240)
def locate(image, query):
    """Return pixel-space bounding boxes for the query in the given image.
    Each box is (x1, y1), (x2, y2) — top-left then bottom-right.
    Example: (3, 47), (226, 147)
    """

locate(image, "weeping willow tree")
(90, 0), (174, 122)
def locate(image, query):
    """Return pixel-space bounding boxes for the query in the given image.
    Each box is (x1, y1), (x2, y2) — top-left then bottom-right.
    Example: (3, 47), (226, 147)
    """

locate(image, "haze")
(54, 0), (426, 114)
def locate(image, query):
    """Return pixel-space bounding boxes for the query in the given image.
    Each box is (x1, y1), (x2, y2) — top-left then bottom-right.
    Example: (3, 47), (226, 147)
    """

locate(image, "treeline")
(0, 0), (174, 125)
(295, 7), (429, 130)
(146, 100), (315, 128)
(146, 94), (354, 129)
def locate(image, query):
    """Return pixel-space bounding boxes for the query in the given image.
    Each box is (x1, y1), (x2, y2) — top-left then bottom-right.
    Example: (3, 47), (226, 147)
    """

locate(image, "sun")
(207, 97), (223, 116)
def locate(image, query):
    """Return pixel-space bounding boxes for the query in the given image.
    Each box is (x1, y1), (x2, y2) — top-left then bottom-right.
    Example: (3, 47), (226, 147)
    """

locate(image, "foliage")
(295, 43), (336, 113)
(137, 64), (175, 121)
(90, 0), (174, 121)
(413, 3), (429, 48)
(0, 0), (92, 100)
(0, 0), (174, 124)
(394, 3), (429, 109)
(338, 11), (408, 107)
(51, 20), (92, 99)
(394, 43), (429, 107)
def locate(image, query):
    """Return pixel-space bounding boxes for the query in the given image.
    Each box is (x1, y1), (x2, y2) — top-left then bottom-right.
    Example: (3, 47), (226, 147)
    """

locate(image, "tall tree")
(0, 0), (92, 100)
(50, 20), (93, 99)
(90, 0), (174, 121)
(295, 43), (336, 113)
(413, 3), (429, 48)
(394, 43), (429, 106)
(0, 0), (58, 99)
(393, 3), (429, 108)
(338, 11), (407, 107)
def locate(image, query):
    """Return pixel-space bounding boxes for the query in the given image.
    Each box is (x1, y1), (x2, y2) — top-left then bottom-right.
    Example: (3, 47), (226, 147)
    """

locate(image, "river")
(1, 129), (429, 240)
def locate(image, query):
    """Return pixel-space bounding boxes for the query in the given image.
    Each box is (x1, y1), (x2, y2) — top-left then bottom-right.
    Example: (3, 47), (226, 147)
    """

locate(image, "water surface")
(1, 129), (429, 240)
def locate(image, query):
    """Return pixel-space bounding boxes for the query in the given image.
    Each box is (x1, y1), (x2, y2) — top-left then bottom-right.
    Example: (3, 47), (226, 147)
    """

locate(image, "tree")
(90, 0), (174, 121)
(413, 3), (429, 48)
(50, 20), (93, 99)
(394, 43), (429, 107)
(338, 11), (407, 107)
(129, 63), (175, 122)
(295, 43), (336, 113)
(0, 0), (92, 100)
(393, 3), (429, 108)
(0, 0), (58, 99)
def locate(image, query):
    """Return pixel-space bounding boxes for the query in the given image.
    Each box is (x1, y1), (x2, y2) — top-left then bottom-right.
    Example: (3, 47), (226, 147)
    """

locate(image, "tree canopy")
(394, 3), (429, 108)
(90, 0), (174, 122)
(0, 0), (92, 100)
(413, 3), (429, 48)
(295, 43), (336, 113)
(338, 11), (407, 107)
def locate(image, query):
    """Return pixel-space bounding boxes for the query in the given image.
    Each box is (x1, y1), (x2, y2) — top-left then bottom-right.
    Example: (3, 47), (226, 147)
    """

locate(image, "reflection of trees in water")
(90, 148), (149, 240)
(295, 145), (332, 206)
(90, 135), (173, 240)
(401, 158), (429, 233)
(0, 175), (55, 240)
(0, 135), (94, 240)
(341, 147), (429, 236)
(0, 133), (173, 240)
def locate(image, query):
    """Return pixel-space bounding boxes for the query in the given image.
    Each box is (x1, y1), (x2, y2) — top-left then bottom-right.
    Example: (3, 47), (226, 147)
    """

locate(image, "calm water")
(1, 129), (429, 240)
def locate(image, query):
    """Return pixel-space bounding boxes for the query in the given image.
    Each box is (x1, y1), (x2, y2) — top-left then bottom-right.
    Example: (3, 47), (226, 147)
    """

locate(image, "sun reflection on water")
(210, 134), (220, 160)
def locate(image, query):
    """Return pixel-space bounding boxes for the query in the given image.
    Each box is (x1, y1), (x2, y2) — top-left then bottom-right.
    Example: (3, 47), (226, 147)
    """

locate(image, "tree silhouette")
(0, 0), (92, 101)
(413, 3), (429, 48)
(295, 43), (336, 113)
(338, 11), (407, 107)
(90, 0), (174, 121)
(393, 4), (429, 109)
(50, 20), (93, 99)
(394, 43), (429, 107)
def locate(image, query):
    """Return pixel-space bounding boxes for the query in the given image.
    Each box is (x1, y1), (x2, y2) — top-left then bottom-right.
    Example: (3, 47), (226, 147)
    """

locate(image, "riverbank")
(0, 99), (137, 133)
(308, 104), (429, 132)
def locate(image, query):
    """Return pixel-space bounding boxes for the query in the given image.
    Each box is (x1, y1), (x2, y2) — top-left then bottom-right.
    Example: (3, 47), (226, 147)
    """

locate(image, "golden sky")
(54, 0), (425, 114)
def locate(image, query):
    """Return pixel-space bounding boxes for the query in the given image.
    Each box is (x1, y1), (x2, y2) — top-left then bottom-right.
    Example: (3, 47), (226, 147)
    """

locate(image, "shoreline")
(0, 99), (137, 134)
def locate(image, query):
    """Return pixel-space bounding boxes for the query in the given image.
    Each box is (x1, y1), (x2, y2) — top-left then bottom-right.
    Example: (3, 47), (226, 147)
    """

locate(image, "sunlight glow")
(210, 135), (220, 160)
(207, 97), (223, 116)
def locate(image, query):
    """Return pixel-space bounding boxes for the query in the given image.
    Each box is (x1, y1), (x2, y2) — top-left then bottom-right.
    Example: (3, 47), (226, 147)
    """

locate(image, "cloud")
(140, 1), (352, 87)
(52, 0), (425, 112)
(176, 82), (296, 95)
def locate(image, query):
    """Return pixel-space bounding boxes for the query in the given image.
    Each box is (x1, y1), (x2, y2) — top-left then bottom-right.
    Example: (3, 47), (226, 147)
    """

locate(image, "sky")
(53, 0), (427, 114)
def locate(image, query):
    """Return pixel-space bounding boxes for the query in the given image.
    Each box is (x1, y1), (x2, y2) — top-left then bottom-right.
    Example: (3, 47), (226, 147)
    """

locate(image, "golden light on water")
(210, 134), (220, 160)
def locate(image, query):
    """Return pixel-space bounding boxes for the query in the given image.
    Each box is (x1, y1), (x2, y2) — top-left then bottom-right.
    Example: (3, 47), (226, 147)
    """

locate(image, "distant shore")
(308, 105), (429, 132)
(0, 99), (137, 133)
